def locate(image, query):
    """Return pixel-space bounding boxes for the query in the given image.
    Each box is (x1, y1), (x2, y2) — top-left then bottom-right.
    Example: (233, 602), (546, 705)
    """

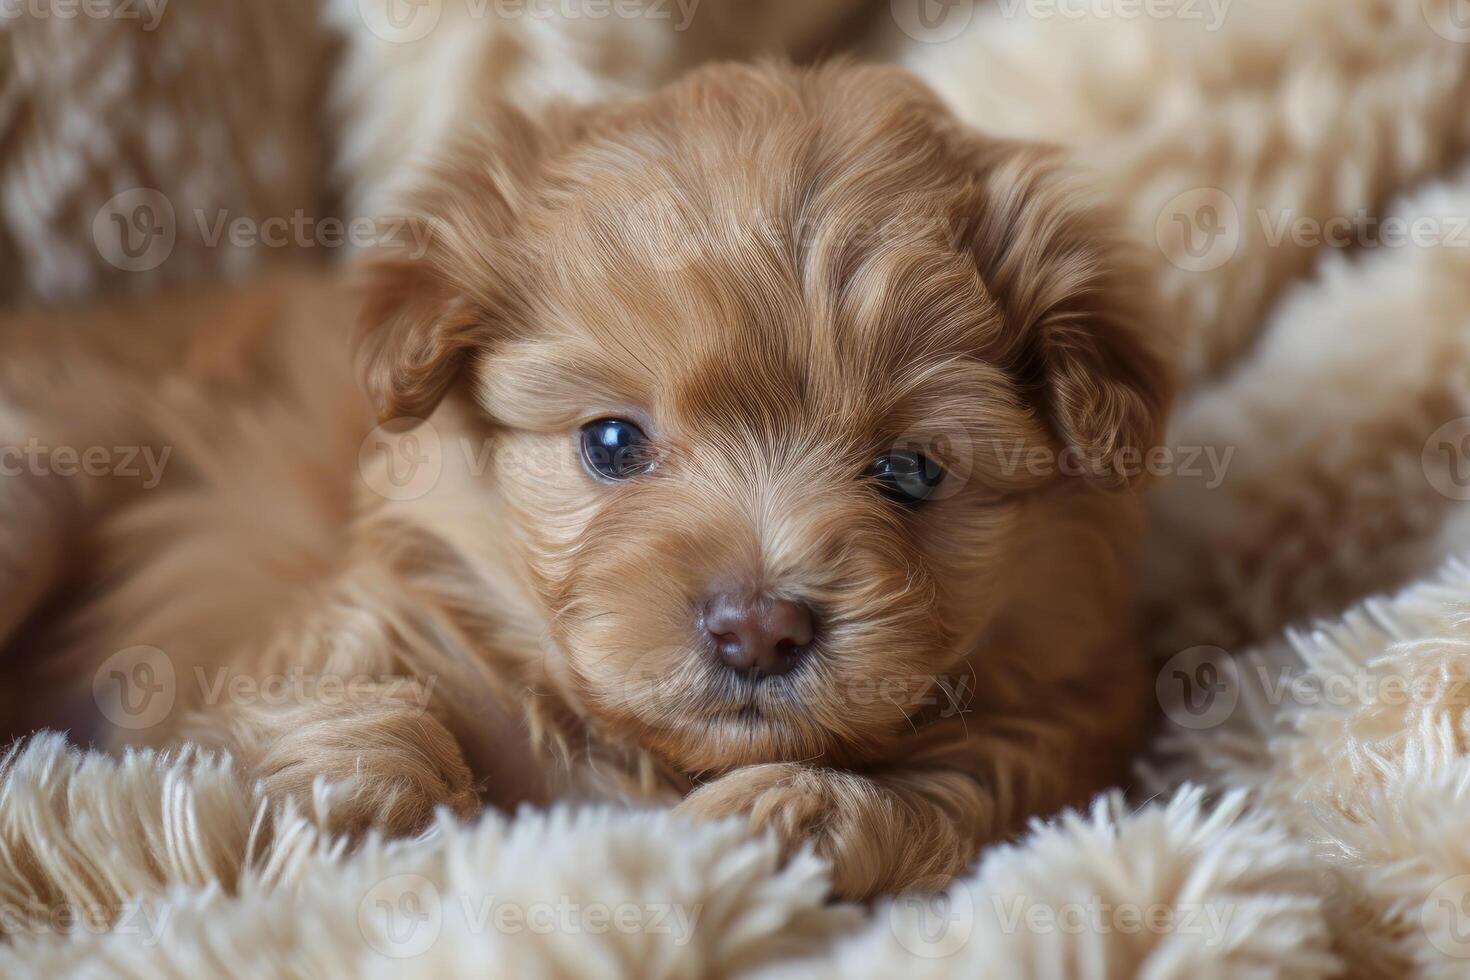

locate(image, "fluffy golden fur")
(1, 62), (1169, 899)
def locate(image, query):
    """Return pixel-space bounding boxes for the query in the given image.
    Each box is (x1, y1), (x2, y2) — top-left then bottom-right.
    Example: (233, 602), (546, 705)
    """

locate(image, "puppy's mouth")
(725, 703), (764, 724)
(701, 664), (808, 720)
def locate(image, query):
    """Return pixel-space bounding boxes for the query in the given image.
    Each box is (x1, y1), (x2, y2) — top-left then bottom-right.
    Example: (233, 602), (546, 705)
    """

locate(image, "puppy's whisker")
(884, 693), (920, 737)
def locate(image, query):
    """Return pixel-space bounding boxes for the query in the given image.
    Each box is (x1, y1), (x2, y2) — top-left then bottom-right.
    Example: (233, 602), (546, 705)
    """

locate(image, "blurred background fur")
(0, 0), (881, 306)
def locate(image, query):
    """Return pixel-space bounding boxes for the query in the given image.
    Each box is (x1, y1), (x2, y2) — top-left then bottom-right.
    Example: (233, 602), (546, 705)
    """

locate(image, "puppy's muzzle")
(701, 592), (817, 677)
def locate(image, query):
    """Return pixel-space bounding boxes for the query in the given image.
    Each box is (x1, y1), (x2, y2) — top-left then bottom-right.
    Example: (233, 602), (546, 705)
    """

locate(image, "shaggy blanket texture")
(11, 561), (1470, 977)
(5, 1), (1470, 977)
(0, 0), (333, 306)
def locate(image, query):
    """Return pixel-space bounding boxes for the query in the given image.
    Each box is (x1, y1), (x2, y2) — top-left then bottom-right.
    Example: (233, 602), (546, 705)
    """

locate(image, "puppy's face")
(362, 64), (1166, 774)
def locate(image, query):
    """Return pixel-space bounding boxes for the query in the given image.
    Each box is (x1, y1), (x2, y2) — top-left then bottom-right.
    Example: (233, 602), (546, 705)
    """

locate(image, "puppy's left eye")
(580, 418), (655, 481)
(866, 450), (945, 506)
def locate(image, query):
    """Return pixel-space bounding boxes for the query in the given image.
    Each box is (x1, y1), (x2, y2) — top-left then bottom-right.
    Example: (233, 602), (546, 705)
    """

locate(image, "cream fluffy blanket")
(6, 557), (1465, 976)
(6, 2), (1470, 977)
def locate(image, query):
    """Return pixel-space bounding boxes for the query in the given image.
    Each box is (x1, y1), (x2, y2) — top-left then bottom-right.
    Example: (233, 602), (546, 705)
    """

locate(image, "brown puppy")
(3, 62), (1169, 899)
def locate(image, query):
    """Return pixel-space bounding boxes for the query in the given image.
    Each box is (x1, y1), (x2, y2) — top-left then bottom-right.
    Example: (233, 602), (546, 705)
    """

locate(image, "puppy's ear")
(357, 254), (486, 423)
(356, 105), (583, 423)
(964, 141), (1172, 491)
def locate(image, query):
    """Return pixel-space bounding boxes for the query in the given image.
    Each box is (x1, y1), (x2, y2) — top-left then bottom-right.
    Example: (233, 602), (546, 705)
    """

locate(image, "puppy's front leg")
(200, 680), (479, 839)
(677, 682), (1143, 899)
(676, 759), (993, 899)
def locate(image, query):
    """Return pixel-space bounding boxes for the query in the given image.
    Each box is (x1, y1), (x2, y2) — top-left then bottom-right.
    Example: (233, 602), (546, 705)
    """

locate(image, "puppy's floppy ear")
(357, 254), (486, 423)
(963, 140), (1172, 490)
(356, 105), (584, 423)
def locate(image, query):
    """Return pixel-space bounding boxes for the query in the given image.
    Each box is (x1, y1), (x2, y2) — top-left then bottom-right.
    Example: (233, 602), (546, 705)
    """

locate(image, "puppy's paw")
(676, 764), (951, 899)
(676, 763), (830, 847)
(244, 700), (479, 840)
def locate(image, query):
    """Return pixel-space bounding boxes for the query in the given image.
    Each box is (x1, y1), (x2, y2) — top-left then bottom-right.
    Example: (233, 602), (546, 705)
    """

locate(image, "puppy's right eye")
(580, 419), (654, 482)
(866, 450), (945, 506)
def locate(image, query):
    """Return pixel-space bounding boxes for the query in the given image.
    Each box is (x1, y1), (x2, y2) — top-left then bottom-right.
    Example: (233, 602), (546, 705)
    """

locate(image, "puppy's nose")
(703, 593), (816, 676)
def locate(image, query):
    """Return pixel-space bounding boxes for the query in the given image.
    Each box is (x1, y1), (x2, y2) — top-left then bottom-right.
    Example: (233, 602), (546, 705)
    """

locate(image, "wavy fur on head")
(5, 63), (1170, 899)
